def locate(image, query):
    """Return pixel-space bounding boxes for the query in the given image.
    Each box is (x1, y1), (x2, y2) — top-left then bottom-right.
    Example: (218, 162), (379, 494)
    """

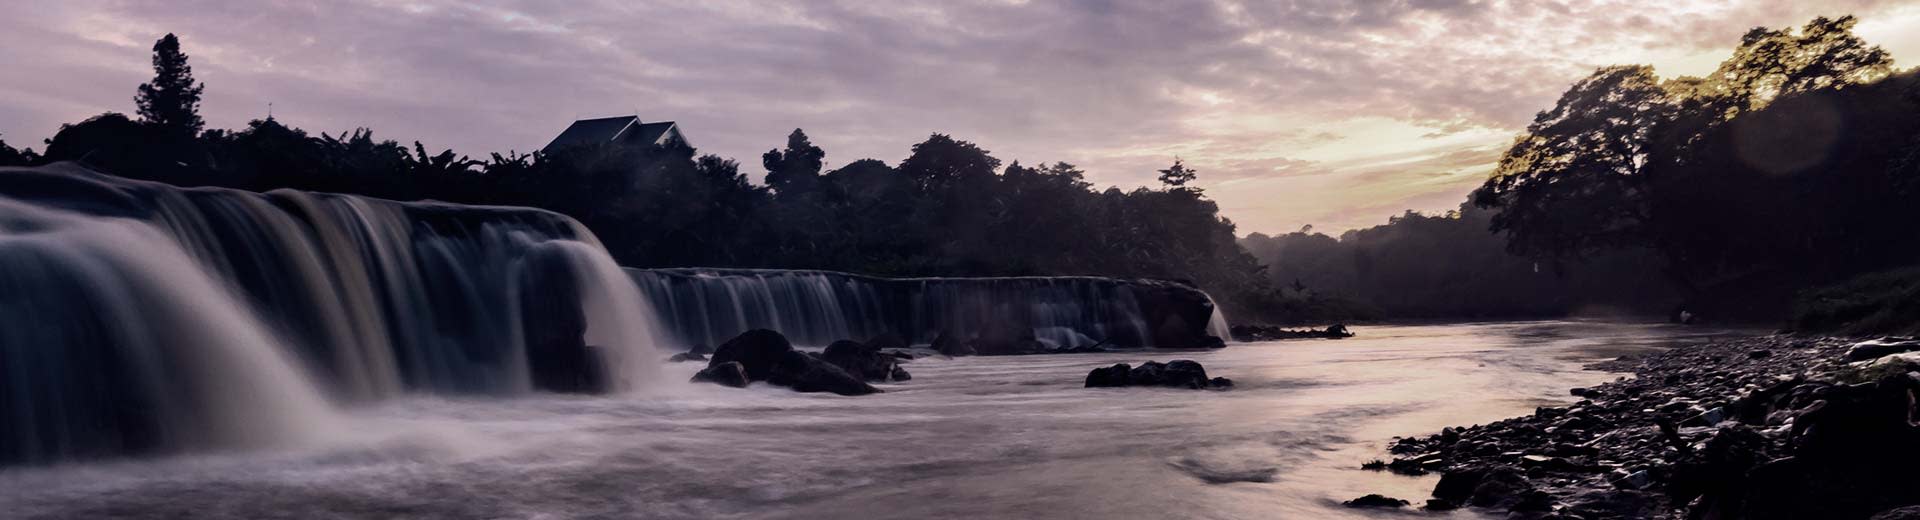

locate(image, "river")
(0, 321), (1750, 519)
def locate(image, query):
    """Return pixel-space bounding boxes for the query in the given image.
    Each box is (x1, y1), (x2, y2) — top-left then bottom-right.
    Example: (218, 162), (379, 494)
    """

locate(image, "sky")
(3, 1), (1919, 235)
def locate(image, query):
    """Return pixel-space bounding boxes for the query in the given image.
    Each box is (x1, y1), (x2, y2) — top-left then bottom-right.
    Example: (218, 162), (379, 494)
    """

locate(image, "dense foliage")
(1241, 15), (1920, 325)
(1241, 204), (1675, 321)
(135, 34), (206, 136)
(1476, 15), (1920, 322)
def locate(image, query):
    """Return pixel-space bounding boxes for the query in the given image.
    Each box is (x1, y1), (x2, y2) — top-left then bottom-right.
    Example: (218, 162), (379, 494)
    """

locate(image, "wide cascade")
(0, 164), (666, 464)
(630, 268), (1232, 350)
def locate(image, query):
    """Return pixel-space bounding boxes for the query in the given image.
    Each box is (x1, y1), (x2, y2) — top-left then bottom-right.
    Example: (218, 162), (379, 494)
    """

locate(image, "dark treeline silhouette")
(1242, 15), (1920, 328)
(14, 16), (1919, 329)
(1478, 15), (1920, 327)
(1240, 205), (1676, 321)
(0, 34), (1286, 320)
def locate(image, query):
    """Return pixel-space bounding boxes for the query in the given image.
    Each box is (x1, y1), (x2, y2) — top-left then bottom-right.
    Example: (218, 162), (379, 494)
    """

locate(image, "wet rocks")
(765, 349), (879, 396)
(973, 323), (1051, 355)
(1342, 494), (1410, 508)
(708, 329), (795, 381)
(1377, 334), (1920, 519)
(1845, 338), (1920, 361)
(931, 331), (975, 357)
(666, 352), (707, 363)
(697, 329), (879, 396)
(820, 338), (910, 382)
(517, 252), (608, 393)
(691, 361), (749, 388)
(1085, 364), (1132, 387)
(1083, 360), (1230, 389)
(1874, 506), (1920, 520)
(1428, 465), (1537, 510)
(1230, 324), (1353, 342)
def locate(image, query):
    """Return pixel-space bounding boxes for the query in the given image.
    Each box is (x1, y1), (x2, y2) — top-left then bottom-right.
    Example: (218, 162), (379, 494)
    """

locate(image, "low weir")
(630, 268), (1232, 351)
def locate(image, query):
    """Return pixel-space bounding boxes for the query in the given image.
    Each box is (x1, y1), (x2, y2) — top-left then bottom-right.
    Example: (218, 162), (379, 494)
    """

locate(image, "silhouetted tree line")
(1241, 205), (1676, 321)
(1242, 15), (1920, 325)
(0, 34), (1287, 319)
(1479, 16), (1920, 323)
(18, 17), (1912, 327)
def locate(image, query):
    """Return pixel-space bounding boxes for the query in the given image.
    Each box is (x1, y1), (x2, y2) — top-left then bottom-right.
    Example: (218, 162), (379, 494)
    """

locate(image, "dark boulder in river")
(1342, 494), (1410, 508)
(518, 249), (610, 393)
(1084, 360), (1230, 390)
(1229, 324), (1353, 342)
(700, 330), (878, 396)
(821, 338), (910, 382)
(710, 329), (796, 381)
(1085, 364), (1132, 387)
(691, 362), (750, 388)
(767, 349), (878, 395)
(932, 330), (975, 357)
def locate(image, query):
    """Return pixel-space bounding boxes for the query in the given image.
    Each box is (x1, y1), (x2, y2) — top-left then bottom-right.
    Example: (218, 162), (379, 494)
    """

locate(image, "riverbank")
(1369, 334), (1920, 519)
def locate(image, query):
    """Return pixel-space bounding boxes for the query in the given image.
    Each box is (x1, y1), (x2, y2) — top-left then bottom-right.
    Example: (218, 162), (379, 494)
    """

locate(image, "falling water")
(0, 164), (668, 463)
(0, 197), (338, 464)
(629, 268), (1230, 349)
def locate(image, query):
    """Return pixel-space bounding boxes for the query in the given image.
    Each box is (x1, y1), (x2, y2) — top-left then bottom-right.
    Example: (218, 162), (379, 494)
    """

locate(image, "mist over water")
(0, 321), (1747, 519)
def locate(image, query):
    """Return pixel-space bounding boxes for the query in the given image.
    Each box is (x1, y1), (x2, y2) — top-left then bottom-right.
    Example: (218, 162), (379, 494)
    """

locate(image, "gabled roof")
(629, 122), (680, 146)
(541, 116), (686, 154)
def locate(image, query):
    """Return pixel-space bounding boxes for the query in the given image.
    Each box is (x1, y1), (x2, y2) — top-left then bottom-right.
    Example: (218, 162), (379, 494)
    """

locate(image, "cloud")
(1, 0), (1915, 235)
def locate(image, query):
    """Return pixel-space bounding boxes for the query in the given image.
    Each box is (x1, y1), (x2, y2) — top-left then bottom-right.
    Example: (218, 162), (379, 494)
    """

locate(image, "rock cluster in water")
(821, 335), (913, 382)
(1084, 360), (1232, 390)
(691, 329), (880, 396)
(1229, 324), (1352, 342)
(1365, 335), (1920, 519)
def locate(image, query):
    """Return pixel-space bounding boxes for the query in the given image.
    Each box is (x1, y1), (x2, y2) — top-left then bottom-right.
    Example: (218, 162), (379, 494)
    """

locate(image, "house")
(540, 115), (688, 154)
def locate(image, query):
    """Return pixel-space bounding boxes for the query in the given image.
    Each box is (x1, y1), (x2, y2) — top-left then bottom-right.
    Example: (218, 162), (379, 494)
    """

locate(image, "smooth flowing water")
(631, 268), (1231, 349)
(0, 321), (1750, 519)
(0, 164), (668, 464)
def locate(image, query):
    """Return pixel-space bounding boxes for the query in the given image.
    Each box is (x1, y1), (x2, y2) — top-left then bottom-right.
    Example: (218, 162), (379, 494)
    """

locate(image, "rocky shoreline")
(1359, 334), (1920, 519)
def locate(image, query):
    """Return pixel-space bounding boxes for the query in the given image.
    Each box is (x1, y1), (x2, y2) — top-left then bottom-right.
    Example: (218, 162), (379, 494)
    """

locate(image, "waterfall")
(0, 196), (337, 464)
(0, 163), (668, 464)
(629, 268), (1231, 349)
(1204, 295), (1234, 342)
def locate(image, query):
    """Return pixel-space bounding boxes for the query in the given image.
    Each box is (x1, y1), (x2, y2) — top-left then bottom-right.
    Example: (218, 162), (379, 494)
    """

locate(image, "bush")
(1793, 266), (1920, 334)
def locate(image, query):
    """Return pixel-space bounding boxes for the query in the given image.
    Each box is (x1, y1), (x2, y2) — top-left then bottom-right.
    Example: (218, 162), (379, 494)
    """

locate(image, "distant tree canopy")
(1474, 65), (1671, 265)
(762, 128), (824, 194)
(1241, 204), (1675, 321)
(1475, 15), (1920, 320)
(135, 33), (206, 136)
(1157, 159), (1198, 190)
(0, 135), (36, 167)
